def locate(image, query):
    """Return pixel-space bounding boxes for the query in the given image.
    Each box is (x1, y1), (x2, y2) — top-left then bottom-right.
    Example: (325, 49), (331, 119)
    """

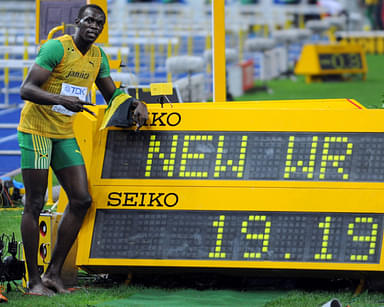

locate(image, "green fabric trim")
(107, 88), (125, 108)
(98, 47), (110, 79)
(35, 39), (64, 71)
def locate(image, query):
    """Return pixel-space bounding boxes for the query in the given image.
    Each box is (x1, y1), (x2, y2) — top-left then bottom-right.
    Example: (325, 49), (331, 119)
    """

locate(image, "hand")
(131, 100), (148, 130)
(58, 96), (94, 114)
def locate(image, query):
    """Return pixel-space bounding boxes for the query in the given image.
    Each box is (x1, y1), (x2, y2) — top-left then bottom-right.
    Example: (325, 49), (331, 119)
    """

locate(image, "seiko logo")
(65, 70), (90, 79)
(147, 112), (181, 127)
(107, 192), (179, 207)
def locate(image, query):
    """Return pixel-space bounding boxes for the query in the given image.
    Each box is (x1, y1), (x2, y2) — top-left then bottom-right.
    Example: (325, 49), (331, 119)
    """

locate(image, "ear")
(74, 17), (80, 26)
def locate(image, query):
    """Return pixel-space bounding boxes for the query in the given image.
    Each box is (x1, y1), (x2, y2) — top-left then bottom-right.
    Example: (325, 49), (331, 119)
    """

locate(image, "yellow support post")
(212, 0), (226, 102)
(117, 49), (122, 72)
(91, 83), (97, 105)
(23, 41), (29, 79)
(4, 31), (9, 101)
(167, 39), (173, 83)
(159, 42), (164, 56)
(135, 43), (140, 75)
(150, 43), (155, 79)
(238, 28), (244, 62)
(188, 33), (193, 55)
(377, 34), (384, 54)
(299, 14), (305, 29)
(205, 33), (212, 74)
(175, 36), (180, 56)
(134, 31), (140, 75)
(46, 168), (54, 206)
(263, 24), (269, 38)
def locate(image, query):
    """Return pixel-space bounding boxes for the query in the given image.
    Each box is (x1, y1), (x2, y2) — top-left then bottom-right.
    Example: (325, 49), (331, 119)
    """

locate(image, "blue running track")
(0, 106), (22, 176)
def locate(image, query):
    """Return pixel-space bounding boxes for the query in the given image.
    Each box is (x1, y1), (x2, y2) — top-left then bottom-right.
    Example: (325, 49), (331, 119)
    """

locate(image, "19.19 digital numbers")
(102, 131), (384, 182)
(90, 209), (383, 263)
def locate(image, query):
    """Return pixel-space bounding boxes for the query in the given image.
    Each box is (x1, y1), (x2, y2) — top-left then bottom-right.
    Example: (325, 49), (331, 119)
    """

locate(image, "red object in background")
(240, 59), (254, 92)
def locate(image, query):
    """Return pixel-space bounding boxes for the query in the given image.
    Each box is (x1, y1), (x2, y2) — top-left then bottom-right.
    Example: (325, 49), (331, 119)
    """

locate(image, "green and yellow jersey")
(18, 34), (110, 138)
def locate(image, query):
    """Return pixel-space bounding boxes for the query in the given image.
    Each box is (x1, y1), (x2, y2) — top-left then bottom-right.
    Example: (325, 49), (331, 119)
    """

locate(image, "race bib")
(52, 83), (88, 116)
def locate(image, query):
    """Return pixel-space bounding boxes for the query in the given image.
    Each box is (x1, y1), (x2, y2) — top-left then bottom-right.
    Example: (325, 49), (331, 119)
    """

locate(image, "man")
(18, 4), (148, 296)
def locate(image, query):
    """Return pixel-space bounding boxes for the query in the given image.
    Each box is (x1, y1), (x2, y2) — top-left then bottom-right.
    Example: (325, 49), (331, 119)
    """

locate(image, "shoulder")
(40, 39), (63, 53)
(35, 39), (64, 71)
(97, 46), (110, 67)
(97, 45), (107, 58)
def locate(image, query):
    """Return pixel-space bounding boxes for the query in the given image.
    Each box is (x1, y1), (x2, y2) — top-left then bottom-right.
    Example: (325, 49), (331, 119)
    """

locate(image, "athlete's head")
(75, 4), (106, 43)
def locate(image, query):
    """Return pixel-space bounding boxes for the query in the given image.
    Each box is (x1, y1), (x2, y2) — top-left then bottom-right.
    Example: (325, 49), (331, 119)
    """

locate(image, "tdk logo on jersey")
(65, 70), (90, 80)
(62, 84), (87, 97)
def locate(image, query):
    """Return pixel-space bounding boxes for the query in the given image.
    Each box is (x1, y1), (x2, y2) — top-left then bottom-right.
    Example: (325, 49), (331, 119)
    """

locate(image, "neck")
(72, 35), (92, 55)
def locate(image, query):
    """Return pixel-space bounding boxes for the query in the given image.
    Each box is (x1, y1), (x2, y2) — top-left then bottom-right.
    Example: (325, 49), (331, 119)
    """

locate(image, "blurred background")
(0, 0), (382, 175)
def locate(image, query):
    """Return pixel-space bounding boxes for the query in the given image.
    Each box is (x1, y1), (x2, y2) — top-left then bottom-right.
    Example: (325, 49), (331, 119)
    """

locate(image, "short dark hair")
(77, 4), (105, 20)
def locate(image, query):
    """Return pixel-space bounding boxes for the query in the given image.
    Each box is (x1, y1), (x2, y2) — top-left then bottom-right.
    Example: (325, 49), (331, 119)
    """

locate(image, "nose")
(89, 21), (101, 29)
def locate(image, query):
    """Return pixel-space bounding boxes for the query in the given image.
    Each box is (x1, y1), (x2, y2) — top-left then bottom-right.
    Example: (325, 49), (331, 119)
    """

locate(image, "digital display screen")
(102, 131), (384, 182)
(90, 209), (383, 263)
(319, 53), (362, 70)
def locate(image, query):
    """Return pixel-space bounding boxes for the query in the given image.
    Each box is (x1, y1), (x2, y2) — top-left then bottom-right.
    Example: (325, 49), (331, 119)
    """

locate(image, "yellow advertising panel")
(69, 100), (384, 273)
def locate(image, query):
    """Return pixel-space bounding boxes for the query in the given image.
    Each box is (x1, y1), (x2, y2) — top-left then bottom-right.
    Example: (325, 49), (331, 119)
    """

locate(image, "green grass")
(265, 290), (384, 307)
(237, 54), (384, 109)
(3, 54), (384, 306)
(0, 209), (22, 242)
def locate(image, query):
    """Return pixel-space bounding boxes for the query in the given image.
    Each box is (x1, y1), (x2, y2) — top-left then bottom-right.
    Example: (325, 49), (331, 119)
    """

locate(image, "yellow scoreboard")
(67, 99), (384, 274)
(295, 44), (367, 83)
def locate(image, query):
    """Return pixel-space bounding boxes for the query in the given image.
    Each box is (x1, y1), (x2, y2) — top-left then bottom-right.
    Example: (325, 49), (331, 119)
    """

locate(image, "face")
(76, 7), (105, 43)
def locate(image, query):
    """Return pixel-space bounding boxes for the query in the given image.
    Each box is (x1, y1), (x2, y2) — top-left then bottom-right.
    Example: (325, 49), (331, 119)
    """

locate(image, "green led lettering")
(331, 54), (345, 69)
(179, 135), (211, 178)
(242, 215), (271, 259)
(319, 136), (353, 180)
(284, 136), (317, 179)
(209, 215), (226, 259)
(214, 135), (247, 178)
(314, 216), (333, 261)
(348, 53), (361, 69)
(145, 134), (178, 177)
(348, 217), (378, 262)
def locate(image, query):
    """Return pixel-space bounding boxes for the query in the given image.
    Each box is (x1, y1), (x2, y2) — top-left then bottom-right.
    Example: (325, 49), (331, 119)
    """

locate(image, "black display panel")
(90, 209), (383, 263)
(102, 131), (384, 182)
(318, 53), (363, 70)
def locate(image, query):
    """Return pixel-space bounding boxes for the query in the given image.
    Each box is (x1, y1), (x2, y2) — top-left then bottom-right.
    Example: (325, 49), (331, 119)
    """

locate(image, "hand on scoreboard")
(131, 99), (148, 131)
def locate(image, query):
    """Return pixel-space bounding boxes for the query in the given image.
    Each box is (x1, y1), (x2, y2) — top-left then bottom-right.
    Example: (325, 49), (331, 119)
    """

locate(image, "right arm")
(20, 64), (89, 113)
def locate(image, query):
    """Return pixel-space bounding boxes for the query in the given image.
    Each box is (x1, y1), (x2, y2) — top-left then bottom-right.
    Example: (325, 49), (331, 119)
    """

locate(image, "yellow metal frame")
(212, 0), (226, 102)
(66, 100), (384, 272)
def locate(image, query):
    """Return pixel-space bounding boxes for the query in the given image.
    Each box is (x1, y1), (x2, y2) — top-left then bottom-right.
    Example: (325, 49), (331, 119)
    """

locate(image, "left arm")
(96, 47), (148, 127)
(95, 76), (148, 128)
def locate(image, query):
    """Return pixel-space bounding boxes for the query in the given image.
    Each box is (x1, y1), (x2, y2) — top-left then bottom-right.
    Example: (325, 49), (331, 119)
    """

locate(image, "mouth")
(87, 31), (99, 39)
